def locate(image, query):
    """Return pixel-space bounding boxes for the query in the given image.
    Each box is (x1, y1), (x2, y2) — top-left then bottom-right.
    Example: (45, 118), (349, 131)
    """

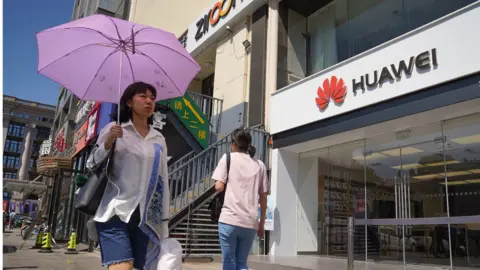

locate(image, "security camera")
(226, 25), (233, 32)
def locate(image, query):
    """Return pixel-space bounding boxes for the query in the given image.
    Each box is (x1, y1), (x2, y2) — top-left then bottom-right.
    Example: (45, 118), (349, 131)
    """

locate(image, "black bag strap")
(90, 141), (116, 173)
(106, 141), (116, 172)
(225, 152), (231, 183)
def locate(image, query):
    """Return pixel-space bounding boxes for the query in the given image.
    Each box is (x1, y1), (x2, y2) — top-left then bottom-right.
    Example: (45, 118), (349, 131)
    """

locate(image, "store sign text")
(352, 48), (438, 94)
(75, 101), (94, 124)
(152, 111), (167, 131)
(54, 128), (67, 152)
(73, 121), (88, 156)
(195, 0), (243, 41)
(39, 139), (52, 156)
(86, 109), (98, 142)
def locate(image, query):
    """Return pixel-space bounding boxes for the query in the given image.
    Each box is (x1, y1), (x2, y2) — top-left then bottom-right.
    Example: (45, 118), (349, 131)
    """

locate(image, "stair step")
(188, 218), (213, 223)
(182, 253), (218, 258)
(183, 248), (222, 252)
(176, 239), (220, 243)
(172, 228), (218, 233)
(170, 232), (218, 236)
(176, 223), (218, 228)
(192, 213), (211, 218)
(181, 243), (220, 247)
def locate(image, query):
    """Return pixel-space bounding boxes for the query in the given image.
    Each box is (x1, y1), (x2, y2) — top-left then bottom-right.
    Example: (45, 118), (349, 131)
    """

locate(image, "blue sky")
(4, 0), (74, 106)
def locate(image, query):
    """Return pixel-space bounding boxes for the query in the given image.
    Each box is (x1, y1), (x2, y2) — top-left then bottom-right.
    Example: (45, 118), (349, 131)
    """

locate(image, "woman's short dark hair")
(232, 128), (256, 158)
(111, 82), (157, 124)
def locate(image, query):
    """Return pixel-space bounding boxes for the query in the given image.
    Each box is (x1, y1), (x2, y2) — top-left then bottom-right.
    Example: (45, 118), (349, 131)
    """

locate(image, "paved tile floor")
(3, 229), (225, 270)
(5, 229), (475, 270)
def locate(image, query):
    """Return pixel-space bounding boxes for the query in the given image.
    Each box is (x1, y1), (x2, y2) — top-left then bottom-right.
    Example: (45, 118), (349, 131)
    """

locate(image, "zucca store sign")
(194, 0), (244, 41)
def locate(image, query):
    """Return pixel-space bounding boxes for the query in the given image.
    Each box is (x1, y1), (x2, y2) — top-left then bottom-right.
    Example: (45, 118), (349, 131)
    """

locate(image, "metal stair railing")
(168, 151), (195, 173)
(168, 126), (270, 218)
(187, 91), (223, 138)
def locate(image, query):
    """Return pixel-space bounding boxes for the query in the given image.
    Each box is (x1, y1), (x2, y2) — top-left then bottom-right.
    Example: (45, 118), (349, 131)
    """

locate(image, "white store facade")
(268, 2), (480, 269)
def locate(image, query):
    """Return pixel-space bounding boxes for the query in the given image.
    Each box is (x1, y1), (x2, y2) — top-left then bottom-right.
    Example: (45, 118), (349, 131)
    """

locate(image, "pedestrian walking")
(212, 128), (269, 270)
(36, 14), (201, 270)
(86, 82), (169, 270)
(9, 211), (16, 230)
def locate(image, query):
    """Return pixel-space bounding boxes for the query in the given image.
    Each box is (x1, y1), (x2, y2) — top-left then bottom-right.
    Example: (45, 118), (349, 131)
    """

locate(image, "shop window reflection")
(301, 111), (480, 266)
(308, 140), (367, 259)
(442, 113), (480, 218)
(276, 0), (476, 89)
(365, 121), (447, 220)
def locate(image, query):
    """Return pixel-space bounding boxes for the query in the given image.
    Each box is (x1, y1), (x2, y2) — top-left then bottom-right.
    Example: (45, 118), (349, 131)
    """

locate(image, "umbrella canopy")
(36, 15), (201, 103)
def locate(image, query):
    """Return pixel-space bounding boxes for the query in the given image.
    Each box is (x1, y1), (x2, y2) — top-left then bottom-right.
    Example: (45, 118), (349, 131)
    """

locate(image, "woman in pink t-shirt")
(212, 128), (269, 270)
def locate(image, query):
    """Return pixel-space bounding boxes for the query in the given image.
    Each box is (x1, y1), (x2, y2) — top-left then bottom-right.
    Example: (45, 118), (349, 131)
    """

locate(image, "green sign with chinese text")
(158, 93), (209, 149)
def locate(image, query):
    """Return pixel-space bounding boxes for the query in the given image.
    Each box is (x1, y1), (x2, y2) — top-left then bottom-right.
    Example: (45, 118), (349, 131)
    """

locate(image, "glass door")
(363, 121), (453, 267)
(312, 111), (480, 268)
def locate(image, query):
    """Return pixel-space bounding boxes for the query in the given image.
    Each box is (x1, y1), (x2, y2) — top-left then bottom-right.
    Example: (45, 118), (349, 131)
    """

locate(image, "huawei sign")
(315, 76), (347, 110)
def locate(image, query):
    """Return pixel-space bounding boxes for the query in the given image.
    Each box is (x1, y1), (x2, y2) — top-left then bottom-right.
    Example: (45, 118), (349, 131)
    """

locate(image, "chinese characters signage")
(178, 31), (188, 49)
(54, 128), (67, 152)
(40, 138), (52, 156)
(75, 101), (95, 124)
(159, 93), (209, 149)
(152, 111), (167, 130)
(86, 104), (100, 142)
(73, 121), (88, 157)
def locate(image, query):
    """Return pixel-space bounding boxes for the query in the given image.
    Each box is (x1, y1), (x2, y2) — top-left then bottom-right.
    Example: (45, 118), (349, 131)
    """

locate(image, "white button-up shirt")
(86, 120), (169, 233)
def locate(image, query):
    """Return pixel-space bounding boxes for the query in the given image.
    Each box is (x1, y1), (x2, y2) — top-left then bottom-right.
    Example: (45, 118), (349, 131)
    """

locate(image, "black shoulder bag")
(209, 152), (231, 222)
(74, 142), (115, 216)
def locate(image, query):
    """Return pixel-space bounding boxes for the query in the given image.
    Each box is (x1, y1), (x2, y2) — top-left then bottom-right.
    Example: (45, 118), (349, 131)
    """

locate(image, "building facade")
(130, 0), (275, 255)
(268, 1), (480, 269)
(132, 0), (271, 136)
(3, 95), (55, 213)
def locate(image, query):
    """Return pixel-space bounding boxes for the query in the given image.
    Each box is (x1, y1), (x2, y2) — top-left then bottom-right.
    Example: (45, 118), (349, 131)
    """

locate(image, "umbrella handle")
(117, 51), (123, 124)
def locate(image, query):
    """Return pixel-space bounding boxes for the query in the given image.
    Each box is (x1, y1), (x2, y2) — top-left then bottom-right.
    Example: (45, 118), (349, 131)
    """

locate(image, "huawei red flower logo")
(315, 76), (347, 110)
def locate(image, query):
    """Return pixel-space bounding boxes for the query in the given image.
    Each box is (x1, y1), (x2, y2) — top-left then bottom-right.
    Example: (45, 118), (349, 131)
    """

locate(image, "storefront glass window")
(442, 113), (480, 268)
(302, 111), (480, 267)
(311, 140), (367, 259)
(277, 0), (476, 89)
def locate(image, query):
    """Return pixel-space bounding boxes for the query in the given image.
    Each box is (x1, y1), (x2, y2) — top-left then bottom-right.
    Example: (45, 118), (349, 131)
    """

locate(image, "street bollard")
(65, 229), (79, 254)
(38, 229), (54, 253)
(31, 230), (44, 249)
(347, 217), (354, 270)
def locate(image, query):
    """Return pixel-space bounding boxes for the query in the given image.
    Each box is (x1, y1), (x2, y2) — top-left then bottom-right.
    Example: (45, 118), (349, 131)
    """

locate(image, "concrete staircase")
(166, 127), (270, 258)
(170, 202), (221, 257)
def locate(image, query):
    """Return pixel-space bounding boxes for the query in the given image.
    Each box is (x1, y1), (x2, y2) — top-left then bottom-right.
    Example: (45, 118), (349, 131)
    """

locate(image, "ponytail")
(232, 128), (256, 157)
(247, 145), (256, 158)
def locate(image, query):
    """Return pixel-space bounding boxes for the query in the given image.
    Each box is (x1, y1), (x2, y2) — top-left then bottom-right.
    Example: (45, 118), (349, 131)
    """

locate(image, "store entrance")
(314, 110), (480, 269)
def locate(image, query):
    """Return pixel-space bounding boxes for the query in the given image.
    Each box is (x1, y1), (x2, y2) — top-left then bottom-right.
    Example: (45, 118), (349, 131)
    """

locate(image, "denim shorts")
(96, 208), (149, 268)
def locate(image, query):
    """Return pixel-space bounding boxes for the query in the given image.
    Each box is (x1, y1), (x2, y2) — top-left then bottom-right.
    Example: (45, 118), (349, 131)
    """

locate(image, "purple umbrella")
(36, 14), (200, 105)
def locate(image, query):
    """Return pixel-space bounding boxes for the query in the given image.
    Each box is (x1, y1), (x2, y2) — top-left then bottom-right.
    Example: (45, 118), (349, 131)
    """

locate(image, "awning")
(3, 178), (47, 196)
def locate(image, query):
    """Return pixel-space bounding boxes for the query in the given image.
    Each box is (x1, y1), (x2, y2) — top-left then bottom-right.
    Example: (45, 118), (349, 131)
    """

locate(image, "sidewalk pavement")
(4, 229), (298, 270)
(3, 229), (458, 270)
(3, 229), (225, 270)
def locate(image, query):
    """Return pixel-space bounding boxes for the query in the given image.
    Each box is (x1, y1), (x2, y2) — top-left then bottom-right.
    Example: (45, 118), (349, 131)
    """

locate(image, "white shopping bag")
(155, 238), (183, 270)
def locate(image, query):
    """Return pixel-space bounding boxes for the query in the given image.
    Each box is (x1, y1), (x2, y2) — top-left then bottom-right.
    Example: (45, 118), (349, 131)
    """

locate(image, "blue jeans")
(96, 208), (149, 268)
(218, 222), (256, 270)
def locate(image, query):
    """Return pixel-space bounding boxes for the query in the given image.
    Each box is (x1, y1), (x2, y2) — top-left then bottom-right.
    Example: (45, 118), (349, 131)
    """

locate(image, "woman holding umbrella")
(86, 81), (169, 270)
(36, 14), (202, 270)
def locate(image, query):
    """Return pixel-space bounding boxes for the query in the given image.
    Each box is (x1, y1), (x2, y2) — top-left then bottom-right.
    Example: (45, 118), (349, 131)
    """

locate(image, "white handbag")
(154, 238), (183, 270)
